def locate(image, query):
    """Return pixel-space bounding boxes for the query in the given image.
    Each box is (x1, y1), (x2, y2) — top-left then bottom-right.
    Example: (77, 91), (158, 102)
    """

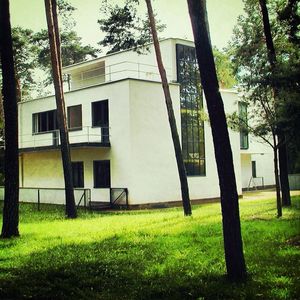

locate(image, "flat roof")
(62, 37), (195, 72)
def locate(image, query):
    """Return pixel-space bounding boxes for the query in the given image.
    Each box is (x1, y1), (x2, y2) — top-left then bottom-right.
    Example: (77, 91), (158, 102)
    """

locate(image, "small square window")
(68, 105), (82, 130)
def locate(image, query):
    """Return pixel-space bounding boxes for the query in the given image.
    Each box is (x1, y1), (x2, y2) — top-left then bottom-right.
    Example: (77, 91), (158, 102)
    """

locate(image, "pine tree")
(187, 0), (247, 280)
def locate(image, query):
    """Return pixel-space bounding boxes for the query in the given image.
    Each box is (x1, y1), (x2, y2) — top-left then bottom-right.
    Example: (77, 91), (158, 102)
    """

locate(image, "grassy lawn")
(0, 195), (299, 300)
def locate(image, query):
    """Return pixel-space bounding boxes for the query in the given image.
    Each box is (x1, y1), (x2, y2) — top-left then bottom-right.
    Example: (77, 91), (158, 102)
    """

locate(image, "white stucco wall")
(241, 154), (252, 188)
(128, 80), (181, 204)
(238, 118), (275, 188)
(251, 152), (275, 187)
(127, 84), (243, 204)
(20, 148), (111, 204)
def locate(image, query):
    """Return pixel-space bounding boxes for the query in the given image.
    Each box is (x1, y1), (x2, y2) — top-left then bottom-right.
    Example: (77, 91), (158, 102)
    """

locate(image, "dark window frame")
(93, 160), (111, 188)
(91, 99), (109, 128)
(252, 161), (257, 178)
(32, 109), (58, 134)
(238, 102), (249, 150)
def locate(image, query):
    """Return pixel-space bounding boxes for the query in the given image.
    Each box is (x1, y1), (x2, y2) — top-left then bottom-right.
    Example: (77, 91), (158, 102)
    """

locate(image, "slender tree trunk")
(187, 0), (247, 280)
(44, 0), (77, 218)
(259, 0), (291, 207)
(272, 134), (282, 217)
(0, 0), (20, 238)
(278, 139), (291, 206)
(145, 0), (192, 216)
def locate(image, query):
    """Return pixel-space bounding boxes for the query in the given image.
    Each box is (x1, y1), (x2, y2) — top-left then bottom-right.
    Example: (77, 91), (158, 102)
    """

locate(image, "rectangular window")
(92, 100), (109, 127)
(238, 102), (249, 149)
(93, 160), (111, 188)
(72, 161), (84, 188)
(68, 105), (82, 130)
(252, 161), (257, 178)
(176, 44), (206, 176)
(32, 110), (58, 133)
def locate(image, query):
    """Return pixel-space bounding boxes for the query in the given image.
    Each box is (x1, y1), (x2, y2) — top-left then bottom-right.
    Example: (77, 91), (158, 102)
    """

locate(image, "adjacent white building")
(17, 38), (275, 208)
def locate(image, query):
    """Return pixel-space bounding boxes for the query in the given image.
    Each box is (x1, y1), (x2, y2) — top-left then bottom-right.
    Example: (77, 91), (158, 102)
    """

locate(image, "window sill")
(32, 130), (57, 135)
(69, 127), (82, 132)
(94, 187), (110, 189)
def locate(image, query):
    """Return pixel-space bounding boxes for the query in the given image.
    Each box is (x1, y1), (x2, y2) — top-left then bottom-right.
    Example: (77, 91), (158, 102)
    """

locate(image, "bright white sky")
(10, 0), (244, 51)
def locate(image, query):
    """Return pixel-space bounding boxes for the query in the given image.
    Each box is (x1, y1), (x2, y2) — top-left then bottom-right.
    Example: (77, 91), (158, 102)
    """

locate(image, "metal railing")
(0, 186), (129, 210)
(19, 126), (110, 149)
(76, 188), (91, 209)
(0, 186), (91, 210)
(110, 188), (128, 209)
(247, 176), (264, 190)
(67, 61), (173, 91)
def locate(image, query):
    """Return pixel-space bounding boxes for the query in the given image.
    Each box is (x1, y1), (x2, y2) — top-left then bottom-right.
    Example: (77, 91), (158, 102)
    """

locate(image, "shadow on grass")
(1, 232), (296, 300)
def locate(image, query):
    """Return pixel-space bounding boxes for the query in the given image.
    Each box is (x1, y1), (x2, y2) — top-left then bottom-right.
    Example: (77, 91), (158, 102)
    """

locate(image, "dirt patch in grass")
(286, 235), (300, 247)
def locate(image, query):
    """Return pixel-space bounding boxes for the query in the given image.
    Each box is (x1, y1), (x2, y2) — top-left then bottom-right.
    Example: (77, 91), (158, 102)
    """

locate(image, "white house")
(16, 38), (275, 208)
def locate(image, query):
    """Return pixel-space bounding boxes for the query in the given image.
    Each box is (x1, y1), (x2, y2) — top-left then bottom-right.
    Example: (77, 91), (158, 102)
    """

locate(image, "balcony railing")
(19, 126), (110, 149)
(66, 61), (173, 91)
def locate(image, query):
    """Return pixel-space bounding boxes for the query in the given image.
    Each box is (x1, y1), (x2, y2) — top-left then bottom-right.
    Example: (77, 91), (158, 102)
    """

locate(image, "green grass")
(0, 196), (299, 300)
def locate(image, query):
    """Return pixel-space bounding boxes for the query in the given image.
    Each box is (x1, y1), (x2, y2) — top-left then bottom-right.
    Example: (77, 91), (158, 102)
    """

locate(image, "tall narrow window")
(72, 161), (84, 188)
(252, 161), (257, 178)
(176, 44), (205, 176)
(32, 110), (58, 133)
(92, 100), (109, 127)
(238, 102), (249, 149)
(94, 160), (111, 188)
(92, 100), (109, 143)
(68, 105), (82, 130)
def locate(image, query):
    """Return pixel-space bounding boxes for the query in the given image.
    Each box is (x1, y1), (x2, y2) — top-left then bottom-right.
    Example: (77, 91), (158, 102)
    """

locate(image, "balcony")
(64, 61), (172, 91)
(19, 126), (110, 152)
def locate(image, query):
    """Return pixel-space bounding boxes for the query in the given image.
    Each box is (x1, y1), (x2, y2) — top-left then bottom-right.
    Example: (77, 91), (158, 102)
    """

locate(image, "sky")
(10, 0), (245, 51)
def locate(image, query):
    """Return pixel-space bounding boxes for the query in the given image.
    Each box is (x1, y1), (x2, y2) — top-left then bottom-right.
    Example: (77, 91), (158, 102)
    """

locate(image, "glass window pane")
(177, 44), (205, 176)
(72, 161), (84, 188)
(32, 110), (57, 133)
(92, 100), (109, 127)
(94, 160), (111, 188)
(68, 105), (82, 129)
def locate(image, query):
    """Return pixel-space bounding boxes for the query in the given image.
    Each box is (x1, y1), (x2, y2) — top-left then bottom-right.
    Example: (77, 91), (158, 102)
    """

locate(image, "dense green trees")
(228, 0), (300, 212)
(11, 27), (37, 100)
(98, 0), (165, 54)
(213, 47), (236, 89)
(33, 29), (98, 87)
(9, 1), (98, 99)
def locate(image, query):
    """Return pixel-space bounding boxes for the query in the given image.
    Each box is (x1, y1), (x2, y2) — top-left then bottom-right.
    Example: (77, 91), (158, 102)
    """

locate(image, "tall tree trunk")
(272, 134), (282, 217)
(44, 0), (77, 218)
(278, 140), (291, 206)
(187, 0), (247, 280)
(145, 0), (192, 216)
(0, 0), (20, 238)
(259, 0), (291, 207)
